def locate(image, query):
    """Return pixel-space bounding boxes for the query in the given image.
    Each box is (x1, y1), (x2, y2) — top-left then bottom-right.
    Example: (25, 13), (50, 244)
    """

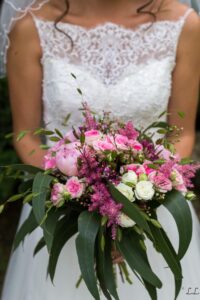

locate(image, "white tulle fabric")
(2, 7), (200, 300)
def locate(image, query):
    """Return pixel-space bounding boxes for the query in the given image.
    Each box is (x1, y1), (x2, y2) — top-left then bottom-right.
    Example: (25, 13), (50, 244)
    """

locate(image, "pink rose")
(148, 171), (172, 193)
(175, 184), (187, 193)
(92, 139), (116, 152)
(51, 183), (69, 206)
(128, 140), (143, 152)
(56, 144), (80, 176)
(85, 130), (103, 145)
(170, 168), (184, 186)
(66, 177), (84, 199)
(107, 134), (129, 150)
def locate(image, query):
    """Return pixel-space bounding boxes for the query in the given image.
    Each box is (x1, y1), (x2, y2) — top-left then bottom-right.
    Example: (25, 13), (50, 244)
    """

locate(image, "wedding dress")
(1, 7), (200, 300)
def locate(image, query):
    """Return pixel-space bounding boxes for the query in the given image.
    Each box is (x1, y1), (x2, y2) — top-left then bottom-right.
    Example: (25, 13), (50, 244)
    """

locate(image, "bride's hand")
(111, 249), (124, 264)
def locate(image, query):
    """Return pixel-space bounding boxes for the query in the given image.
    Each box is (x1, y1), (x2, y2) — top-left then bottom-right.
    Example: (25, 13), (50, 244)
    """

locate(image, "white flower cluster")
(116, 170), (155, 228)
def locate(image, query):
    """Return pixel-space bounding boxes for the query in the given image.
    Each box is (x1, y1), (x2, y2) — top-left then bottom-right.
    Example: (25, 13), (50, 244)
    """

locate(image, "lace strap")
(173, 8), (194, 63)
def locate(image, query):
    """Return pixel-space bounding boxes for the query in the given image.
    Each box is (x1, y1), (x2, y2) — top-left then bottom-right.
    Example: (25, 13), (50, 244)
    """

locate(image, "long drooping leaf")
(76, 211), (101, 300)
(13, 209), (37, 251)
(149, 220), (183, 300)
(0, 164), (42, 174)
(43, 208), (63, 252)
(116, 231), (162, 288)
(33, 237), (46, 256)
(96, 229), (120, 300)
(131, 230), (158, 300)
(109, 183), (152, 237)
(163, 190), (192, 260)
(158, 228), (182, 300)
(48, 213), (78, 281)
(32, 172), (53, 225)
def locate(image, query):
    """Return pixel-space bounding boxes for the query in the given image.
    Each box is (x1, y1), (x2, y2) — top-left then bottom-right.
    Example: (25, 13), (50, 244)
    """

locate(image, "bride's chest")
(32, 15), (190, 131)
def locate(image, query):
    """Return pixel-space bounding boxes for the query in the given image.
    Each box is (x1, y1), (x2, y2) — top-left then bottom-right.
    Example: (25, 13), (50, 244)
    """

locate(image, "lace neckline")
(31, 7), (193, 34)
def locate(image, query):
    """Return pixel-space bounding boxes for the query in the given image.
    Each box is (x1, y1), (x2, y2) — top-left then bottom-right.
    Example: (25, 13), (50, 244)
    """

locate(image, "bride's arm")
(167, 12), (200, 158)
(6, 14), (46, 168)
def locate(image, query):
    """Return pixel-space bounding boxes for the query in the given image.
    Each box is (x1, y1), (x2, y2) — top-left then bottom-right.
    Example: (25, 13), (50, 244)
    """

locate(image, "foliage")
(0, 78), (20, 203)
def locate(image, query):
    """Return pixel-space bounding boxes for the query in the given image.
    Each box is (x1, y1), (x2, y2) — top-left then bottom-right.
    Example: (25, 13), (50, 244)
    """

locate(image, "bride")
(0, 0), (200, 299)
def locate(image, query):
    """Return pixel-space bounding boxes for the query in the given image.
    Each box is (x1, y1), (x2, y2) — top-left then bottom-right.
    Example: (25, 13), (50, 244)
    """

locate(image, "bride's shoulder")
(161, 0), (200, 37)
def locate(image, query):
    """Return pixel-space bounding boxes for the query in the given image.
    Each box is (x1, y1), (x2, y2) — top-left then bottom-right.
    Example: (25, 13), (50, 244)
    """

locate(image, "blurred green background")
(0, 77), (200, 294)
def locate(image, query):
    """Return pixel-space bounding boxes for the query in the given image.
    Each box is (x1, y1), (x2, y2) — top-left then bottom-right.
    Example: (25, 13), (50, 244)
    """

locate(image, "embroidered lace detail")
(26, 8), (194, 139)
(31, 8), (193, 86)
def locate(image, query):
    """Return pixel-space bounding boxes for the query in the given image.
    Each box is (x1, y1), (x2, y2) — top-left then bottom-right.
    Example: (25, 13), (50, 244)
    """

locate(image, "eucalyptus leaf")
(13, 209), (38, 251)
(163, 190), (192, 260)
(32, 172), (53, 225)
(76, 211), (101, 300)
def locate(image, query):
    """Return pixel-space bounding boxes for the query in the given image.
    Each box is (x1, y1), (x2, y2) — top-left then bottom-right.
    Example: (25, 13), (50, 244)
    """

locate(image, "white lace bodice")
(31, 8), (194, 136)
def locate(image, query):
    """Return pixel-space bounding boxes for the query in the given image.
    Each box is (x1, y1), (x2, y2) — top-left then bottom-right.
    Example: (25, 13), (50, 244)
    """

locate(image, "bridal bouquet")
(1, 102), (200, 300)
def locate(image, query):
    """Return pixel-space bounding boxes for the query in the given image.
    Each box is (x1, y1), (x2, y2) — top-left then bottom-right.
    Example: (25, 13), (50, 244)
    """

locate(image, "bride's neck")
(58, 0), (157, 18)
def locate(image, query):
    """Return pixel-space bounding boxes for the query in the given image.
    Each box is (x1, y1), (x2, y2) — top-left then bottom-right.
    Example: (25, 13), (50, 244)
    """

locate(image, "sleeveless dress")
(1, 7), (200, 300)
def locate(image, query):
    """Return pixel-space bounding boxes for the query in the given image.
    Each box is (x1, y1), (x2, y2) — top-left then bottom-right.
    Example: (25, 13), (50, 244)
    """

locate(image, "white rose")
(116, 183), (135, 202)
(135, 181), (155, 201)
(122, 171), (138, 187)
(118, 212), (136, 228)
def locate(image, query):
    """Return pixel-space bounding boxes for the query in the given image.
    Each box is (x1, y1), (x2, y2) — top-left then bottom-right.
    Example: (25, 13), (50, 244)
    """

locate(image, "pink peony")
(56, 144), (80, 176)
(66, 177), (84, 199)
(51, 183), (69, 206)
(148, 171), (172, 193)
(85, 130), (103, 145)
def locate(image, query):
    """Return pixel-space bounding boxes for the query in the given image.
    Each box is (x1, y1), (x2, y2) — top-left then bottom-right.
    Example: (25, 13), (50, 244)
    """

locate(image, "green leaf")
(109, 183), (153, 238)
(96, 230), (119, 300)
(116, 231), (162, 289)
(33, 237), (46, 256)
(49, 136), (61, 142)
(16, 130), (29, 142)
(43, 208), (63, 252)
(0, 164), (42, 174)
(77, 88), (83, 95)
(55, 128), (64, 138)
(163, 190), (192, 260)
(177, 111), (185, 119)
(96, 230), (112, 300)
(7, 193), (26, 202)
(148, 219), (182, 284)
(13, 209), (38, 251)
(0, 204), (5, 214)
(76, 211), (101, 300)
(32, 172), (53, 225)
(156, 227), (182, 299)
(48, 212), (78, 281)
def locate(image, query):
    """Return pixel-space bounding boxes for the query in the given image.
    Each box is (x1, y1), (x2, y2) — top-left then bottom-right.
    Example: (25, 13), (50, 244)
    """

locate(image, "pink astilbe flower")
(119, 121), (139, 140)
(89, 183), (122, 239)
(141, 140), (159, 161)
(82, 102), (98, 130)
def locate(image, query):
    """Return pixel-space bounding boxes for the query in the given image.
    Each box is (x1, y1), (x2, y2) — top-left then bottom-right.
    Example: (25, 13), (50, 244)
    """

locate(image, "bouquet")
(1, 102), (200, 300)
